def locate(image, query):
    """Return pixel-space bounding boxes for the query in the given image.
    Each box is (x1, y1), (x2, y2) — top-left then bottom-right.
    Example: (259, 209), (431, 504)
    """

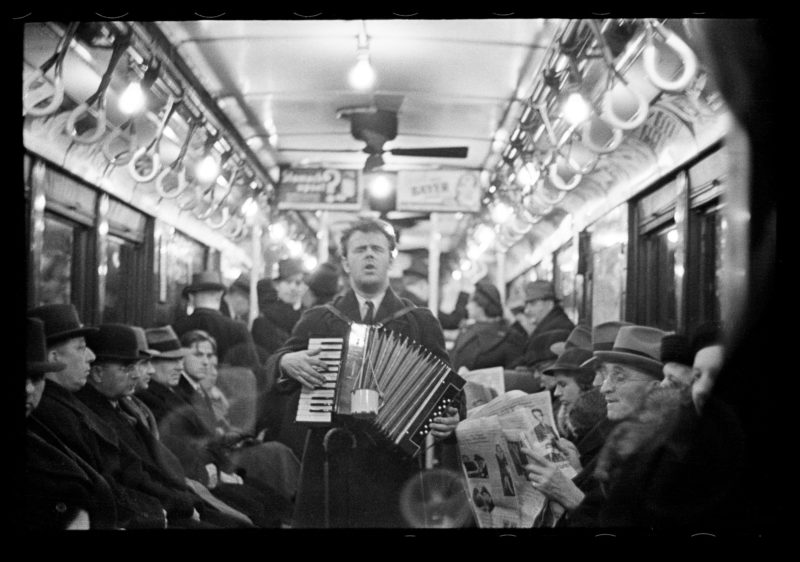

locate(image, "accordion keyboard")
(295, 337), (344, 425)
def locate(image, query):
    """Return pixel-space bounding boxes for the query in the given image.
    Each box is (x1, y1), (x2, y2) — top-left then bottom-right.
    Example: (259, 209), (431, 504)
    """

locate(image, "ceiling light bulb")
(367, 174), (393, 199)
(349, 51), (376, 90)
(195, 154), (220, 184)
(303, 255), (318, 271)
(491, 201), (515, 224)
(269, 223), (287, 241)
(516, 162), (540, 187)
(119, 81), (145, 115)
(563, 92), (592, 125)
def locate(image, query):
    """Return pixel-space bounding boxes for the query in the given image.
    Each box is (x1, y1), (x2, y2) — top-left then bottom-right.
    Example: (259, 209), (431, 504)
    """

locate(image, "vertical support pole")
(426, 212), (442, 469)
(495, 248), (506, 306)
(318, 210), (330, 264)
(249, 220), (263, 330)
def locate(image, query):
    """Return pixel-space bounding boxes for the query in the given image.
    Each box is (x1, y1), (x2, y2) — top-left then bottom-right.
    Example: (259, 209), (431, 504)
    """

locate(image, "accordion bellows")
(296, 323), (466, 457)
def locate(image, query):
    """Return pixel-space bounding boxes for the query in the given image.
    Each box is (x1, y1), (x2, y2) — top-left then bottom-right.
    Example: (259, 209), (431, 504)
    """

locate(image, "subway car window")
(154, 221), (208, 326)
(587, 204), (628, 325)
(38, 215), (73, 306)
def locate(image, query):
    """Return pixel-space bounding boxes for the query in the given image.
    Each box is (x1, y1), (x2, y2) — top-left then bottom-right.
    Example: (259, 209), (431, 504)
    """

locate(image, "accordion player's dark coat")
(267, 287), (459, 528)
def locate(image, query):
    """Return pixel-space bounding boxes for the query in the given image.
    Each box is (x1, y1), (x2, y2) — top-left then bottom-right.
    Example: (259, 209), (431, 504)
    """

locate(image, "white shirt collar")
(354, 289), (388, 322)
(181, 371), (202, 392)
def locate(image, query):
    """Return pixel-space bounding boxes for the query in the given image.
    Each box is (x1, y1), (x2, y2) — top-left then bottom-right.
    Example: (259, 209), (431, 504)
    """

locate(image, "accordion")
(295, 322), (466, 457)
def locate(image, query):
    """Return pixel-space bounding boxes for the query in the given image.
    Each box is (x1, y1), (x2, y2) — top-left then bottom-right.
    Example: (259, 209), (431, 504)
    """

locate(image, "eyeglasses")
(601, 366), (654, 386)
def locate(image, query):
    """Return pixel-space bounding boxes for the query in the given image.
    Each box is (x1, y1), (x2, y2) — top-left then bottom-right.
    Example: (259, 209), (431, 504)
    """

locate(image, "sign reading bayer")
(396, 170), (481, 213)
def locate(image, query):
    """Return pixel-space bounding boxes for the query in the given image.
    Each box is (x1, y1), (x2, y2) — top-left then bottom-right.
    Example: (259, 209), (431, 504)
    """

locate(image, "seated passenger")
(659, 333), (694, 391)
(450, 282), (524, 371)
(180, 329), (301, 502)
(522, 325), (666, 527)
(24, 317), (116, 530)
(28, 304), (168, 529)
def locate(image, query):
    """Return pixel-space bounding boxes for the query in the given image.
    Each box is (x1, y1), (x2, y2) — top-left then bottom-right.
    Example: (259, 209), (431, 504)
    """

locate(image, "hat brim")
(46, 326), (99, 346)
(151, 349), (188, 359)
(550, 342), (566, 356)
(542, 364), (594, 377)
(594, 351), (663, 378)
(27, 360), (66, 374)
(185, 283), (226, 293)
(93, 353), (144, 363)
(140, 349), (161, 358)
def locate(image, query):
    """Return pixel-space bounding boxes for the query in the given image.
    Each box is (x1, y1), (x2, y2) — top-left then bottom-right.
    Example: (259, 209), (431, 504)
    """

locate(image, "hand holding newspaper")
(455, 390), (577, 527)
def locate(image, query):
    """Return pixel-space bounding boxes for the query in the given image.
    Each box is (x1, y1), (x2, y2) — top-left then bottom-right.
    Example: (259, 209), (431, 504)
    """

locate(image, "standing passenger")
(264, 218), (461, 527)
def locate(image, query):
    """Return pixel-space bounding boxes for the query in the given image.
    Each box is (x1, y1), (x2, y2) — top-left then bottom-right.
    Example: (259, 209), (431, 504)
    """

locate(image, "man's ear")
(47, 349), (60, 364)
(340, 254), (350, 275)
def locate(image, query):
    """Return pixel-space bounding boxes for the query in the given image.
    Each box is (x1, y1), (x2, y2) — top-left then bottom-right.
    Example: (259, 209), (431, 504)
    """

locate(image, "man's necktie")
(363, 300), (374, 324)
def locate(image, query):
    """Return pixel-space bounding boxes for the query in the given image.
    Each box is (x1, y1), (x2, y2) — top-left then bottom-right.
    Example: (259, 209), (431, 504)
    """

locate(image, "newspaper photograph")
(456, 390), (578, 527)
(456, 416), (536, 528)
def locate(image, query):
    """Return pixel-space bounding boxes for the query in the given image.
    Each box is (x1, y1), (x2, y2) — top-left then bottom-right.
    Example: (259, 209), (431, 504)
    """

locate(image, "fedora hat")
(86, 324), (149, 363)
(275, 258), (305, 281)
(228, 273), (251, 295)
(145, 326), (188, 359)
(542, 347), (595, 376)
(551, 324), (592, 356)
(580, 321), (633, 367)
(660, 333), (692, 365)
(28, 304), (98, 346)
(27, 317), (65, 374)
(524, 280), (556, 302)
(131, 326), (161, 358)
(594, 325), (667, 379)
(185, 271), (226, 294)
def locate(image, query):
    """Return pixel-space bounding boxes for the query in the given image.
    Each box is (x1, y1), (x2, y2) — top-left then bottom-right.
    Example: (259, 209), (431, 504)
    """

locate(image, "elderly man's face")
(151, 357), (183, 387)
(92, 362), (138, 399)
(47, 337), (96, 392)
(599, 363), (659, 421)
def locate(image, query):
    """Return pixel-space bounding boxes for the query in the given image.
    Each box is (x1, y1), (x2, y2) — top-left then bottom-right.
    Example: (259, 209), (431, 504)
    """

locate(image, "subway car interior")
(18, 15), (777, 535)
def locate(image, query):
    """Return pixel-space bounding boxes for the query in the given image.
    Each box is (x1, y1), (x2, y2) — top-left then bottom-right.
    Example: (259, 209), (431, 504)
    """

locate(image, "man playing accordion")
(264, 218), (462, 528)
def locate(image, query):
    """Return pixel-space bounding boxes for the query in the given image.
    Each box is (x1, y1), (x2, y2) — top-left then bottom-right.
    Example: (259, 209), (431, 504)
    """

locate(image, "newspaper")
(456, 390), (577, 528)
(458, 366), (505, 414)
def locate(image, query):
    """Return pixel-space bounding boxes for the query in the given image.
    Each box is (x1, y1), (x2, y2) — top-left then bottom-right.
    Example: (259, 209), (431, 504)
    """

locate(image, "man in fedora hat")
(75, 323), (231, 528)
(252, 259), (308, 357)
(223, 273), (253, 324)
(659, 333), (694, 391)
(137, 326), (285, 527)
(173, 270), (260, 371)
(522, 324), (666, 527)
(24, 317), (118, 530)
(27, 305), (170, 529)
(523, 280), (575, 338)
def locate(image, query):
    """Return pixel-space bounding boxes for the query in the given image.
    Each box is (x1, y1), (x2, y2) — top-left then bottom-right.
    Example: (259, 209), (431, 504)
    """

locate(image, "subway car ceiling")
(22, 19), (729, 301)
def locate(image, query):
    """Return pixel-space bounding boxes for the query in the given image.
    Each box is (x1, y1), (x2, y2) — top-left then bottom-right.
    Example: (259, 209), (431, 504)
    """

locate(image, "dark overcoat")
(266, 288), (459, 528)
(31, 382), (167, 528)
(25, 418), (117, 529)
(76, 384), (199, 520)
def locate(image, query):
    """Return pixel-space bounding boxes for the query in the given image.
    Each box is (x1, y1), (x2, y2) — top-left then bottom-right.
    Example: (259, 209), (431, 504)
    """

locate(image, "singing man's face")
(342, 231), (394, 294)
